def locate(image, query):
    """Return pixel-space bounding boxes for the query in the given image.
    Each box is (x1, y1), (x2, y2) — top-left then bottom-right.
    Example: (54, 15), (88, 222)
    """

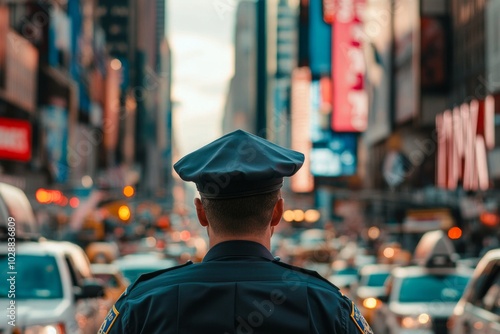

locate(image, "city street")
(1, 0), (500, 333)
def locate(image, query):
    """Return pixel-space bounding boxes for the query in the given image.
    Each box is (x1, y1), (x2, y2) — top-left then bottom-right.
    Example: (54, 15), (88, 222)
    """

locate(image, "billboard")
(310, 81), (357, 177)
(97, 0), (130, 58)
(332, 0), (368, 132)
(486, 0), (500, 93)
(290, 67), (314, 193)
(0, 6), (7, 87)
(436, 98), (494, 191)
(4, 30), (39, 113)
(363, 0), (392, 144)
(310, 132), (357, 177)
(309, 0), (332, 76)
(393, 0), (420, 124)
(40, 105), (69, 183)
(0, 118), (32, 162)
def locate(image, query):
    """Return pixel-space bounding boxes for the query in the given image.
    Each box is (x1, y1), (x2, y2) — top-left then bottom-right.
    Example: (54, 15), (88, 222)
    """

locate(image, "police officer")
(99, 129), (373, 334)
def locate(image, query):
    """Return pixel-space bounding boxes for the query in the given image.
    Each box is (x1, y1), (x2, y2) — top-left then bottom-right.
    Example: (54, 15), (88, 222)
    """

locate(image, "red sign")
(0, 118), (32, 162)
(332, 0), (368, 132)
(436, 98), (493, 191)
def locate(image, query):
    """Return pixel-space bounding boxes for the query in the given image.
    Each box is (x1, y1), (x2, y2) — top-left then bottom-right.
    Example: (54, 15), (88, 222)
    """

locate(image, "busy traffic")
(2, 0), (500, 333)
(1, 179), (499, 333)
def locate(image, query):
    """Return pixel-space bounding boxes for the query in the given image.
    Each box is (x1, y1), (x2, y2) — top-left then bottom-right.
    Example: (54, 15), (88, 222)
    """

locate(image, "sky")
(167, 0), (237, 158)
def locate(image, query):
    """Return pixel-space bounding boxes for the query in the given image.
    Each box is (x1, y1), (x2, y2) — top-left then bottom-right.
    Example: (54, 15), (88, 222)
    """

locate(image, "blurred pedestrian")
(99, 129), (372, 334)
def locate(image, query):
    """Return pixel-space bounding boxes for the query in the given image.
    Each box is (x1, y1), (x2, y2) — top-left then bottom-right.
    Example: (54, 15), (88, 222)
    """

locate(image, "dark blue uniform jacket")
(99, 240), (373, 334)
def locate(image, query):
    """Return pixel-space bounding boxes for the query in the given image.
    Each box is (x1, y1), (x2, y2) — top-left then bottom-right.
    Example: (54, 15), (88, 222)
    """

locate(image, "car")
(113, 252), (178, 284)
(86, 241), (120, 264)
(0, 182), (38, 237)
(353, 264), (393, 324)
(0, 239), (105, 334)
(372, 230), (472, 334)
(327, 259), (359, 298)
(91, 263), (130, 303)
(449, 248), (500, 334)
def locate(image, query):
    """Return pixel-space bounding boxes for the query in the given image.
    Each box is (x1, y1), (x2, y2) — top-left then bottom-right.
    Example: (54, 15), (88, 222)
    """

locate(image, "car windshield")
(398, 274), (469, 303)
(335, 267), (358, 276)
(0, 254), (63, 299)
(365, 272), (390, 287)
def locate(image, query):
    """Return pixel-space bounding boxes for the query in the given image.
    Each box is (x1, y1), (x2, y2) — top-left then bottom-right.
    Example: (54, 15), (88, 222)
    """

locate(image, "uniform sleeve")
(98, 293), (130, 334)
(339, 295), (374, 334)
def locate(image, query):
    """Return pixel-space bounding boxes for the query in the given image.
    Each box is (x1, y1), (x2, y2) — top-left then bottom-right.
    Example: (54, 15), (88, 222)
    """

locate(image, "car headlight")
(362, 297), (380, 310)
(24, 323), (65, 334)
(398, 313), (432, 329)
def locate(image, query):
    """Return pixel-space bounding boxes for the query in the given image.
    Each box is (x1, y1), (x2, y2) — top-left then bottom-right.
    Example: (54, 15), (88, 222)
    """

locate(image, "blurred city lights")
(304, 209), (321, 223)
(418, 313), (430, 325)
(36, 188), (50, 203)
(293, 209), (305, 222)
(362, 297), (378, 310)
(51, 190), (62, 202)
(480, 212), (499, 227)
(81, 175), (93, 188)
(447, 226), (463, 240)
(283, 210), (295, 222)
(110, 58), (122, 70)
(123, 185), (135, 198)
(180, 230), (191, 241)
(69, 197), (80, 208)
(401, 317), (413, 328)
(367, 226), (381, 239)
(383, 247), (395, 259)
(118, 205), (131, 221)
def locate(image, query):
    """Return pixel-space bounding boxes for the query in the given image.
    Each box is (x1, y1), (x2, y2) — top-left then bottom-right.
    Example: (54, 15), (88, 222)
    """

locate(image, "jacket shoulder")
(125, 260), (194, 294)
(271, 260), (340, 291)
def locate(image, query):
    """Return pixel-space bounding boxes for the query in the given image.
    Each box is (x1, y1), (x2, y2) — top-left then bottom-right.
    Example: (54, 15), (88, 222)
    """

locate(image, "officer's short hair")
(200, 190), (281, 235)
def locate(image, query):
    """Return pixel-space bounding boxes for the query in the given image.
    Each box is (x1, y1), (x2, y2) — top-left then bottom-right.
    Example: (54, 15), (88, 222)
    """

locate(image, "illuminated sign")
(290, 67), (314, 193)
(0, 118), (32, 162)
(436, 97), (495, 190)
(3, 30), (38, 113)
(332, 0), (368, 132)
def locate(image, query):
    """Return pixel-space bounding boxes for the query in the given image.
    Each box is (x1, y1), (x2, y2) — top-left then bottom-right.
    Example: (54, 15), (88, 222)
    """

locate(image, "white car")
(0, 239), (105, 334)
(450, 248), (500, 334)
(372, 230), (472, 334)
(373, 265), (471, 334)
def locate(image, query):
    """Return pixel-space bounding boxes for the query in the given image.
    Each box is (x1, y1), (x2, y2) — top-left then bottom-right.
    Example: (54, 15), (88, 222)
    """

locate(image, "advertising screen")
(309, 0), (332, 76)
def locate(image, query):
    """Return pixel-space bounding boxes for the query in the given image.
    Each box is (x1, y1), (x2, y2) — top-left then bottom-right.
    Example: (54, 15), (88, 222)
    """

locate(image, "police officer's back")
(99, 130), (372, 334)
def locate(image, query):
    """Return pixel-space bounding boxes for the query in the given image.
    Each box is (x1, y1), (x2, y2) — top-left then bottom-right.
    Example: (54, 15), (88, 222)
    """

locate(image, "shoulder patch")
(127, 260), (194, 292)
(350, 301), (374, 334)
(98, 305), (119, 334)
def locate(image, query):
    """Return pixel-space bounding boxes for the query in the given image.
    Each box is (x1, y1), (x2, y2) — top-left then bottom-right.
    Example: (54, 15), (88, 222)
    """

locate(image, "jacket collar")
(202, 240), (275, 262)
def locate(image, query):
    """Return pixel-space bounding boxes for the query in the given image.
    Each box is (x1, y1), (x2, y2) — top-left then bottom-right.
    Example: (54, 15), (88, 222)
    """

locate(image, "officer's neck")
(208, 231), (272, 251)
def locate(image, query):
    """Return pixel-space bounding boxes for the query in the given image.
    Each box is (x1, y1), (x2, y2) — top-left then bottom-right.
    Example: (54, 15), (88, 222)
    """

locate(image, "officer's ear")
(194, 198), (209, 227)
(271, 198), (284, 227)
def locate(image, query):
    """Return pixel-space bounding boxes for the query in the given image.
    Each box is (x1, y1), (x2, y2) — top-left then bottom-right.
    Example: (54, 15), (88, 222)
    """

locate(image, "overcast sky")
(167, 0), (236, 158)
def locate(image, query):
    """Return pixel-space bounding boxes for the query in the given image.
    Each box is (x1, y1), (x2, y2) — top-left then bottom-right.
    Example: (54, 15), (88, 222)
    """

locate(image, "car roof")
(359, 264), (394, 275)
(91, 263), (122, 274)
(0, 182), (38, 237)
(1, 239), (79, 256)
(113, 257), (177, 270)
(479, 248), (500, 262)
(391, 265), (472, 278)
